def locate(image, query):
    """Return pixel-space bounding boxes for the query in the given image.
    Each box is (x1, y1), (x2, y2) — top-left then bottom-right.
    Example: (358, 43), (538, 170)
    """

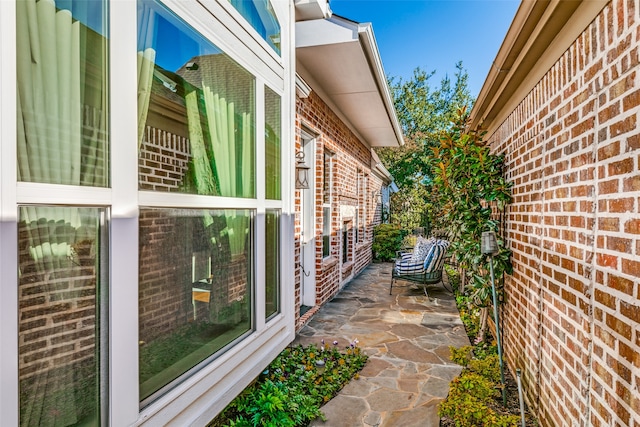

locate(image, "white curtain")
(16, 0), (103, 424)
(185, 82), (252, 256)
(203, 87), (252, 255)
(137, 3), (156, 149)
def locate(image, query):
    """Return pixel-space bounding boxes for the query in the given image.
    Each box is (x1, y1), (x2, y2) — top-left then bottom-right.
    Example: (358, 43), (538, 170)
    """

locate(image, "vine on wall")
(429, 107), (513, 339)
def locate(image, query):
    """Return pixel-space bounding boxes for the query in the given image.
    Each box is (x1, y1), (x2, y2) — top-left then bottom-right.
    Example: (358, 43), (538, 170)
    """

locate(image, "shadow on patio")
(294, 262), (470, 427)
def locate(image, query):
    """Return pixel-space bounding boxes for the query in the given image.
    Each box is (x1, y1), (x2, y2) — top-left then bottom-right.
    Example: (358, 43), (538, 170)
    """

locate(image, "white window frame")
(0, 0), (295, 425)
(322, 150), (334, 259)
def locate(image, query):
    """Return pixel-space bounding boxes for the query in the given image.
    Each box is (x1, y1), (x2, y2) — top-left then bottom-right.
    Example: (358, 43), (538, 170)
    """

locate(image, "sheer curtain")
(137, 3), (156, 149)
(203, 86), (252, 255)
(184, 78), (252, 256)
(16, 1), (106, 424)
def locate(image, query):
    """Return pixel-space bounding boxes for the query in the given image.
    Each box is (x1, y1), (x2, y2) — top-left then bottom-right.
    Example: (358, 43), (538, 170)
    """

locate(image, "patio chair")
(390, 238), (450, 298)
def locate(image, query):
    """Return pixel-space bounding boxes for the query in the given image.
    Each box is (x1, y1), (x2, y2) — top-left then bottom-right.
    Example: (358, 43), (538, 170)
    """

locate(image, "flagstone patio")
(294, 262), (470, 427)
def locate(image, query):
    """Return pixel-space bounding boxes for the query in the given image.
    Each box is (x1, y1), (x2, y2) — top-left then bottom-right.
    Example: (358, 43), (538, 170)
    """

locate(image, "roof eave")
(295, 16), (404, 148)
(469, 0), (608, 137)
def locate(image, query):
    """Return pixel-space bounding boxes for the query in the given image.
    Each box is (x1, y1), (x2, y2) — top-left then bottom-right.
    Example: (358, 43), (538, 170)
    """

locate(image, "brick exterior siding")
(295, 91), (387, 330)
(487, 1), (640, 424)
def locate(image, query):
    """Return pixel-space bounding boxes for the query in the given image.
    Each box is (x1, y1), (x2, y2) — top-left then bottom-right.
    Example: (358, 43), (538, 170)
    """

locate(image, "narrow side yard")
(294, 262), (469, 427)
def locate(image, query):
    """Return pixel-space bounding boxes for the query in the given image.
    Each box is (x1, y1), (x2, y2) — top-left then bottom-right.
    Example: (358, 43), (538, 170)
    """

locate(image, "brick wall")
(295, 91), (386, 329)
(487, 1), (640, 424)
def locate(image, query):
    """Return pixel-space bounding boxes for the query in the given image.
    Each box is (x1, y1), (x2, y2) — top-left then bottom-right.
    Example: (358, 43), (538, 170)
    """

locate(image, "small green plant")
(372, 224), (407, 261)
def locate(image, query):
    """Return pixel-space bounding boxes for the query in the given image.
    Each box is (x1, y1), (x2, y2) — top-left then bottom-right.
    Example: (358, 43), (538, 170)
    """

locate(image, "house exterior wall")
(486, 1), (640, 425)
(1, 0), (296, 425)
(295, 91), (386, 329)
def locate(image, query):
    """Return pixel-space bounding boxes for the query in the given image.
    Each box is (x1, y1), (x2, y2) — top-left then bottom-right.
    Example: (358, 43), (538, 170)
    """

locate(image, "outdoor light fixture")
(481, 230), (506, 406)
(295, 151), (310, 189)
(481, 230), (499, 256)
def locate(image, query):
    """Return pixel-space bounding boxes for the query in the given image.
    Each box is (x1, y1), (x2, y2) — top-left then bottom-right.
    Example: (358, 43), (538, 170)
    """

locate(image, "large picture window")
(137, 0), (256, 199)
(4, 0), (290, 422)
(138, 208), (253, 403)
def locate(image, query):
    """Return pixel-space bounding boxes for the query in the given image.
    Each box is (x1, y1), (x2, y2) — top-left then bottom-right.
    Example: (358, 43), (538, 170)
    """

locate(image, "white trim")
(109, 1), (141, 424)
(16, 183), (112, 206)
(0, 1), (19, 425)
(295, 73), (312, 98)
(138, 192), (260, 210)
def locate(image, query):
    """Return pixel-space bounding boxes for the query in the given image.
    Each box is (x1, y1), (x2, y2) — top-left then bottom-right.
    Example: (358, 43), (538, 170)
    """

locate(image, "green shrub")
(211, 340), (368, 427)
(442, 342), (517, 426)
(372, 224), (406, 261)
(439, 372), (519, 426)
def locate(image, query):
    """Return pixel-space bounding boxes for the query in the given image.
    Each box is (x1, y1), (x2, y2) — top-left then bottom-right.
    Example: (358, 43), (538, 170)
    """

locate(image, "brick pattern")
(139, 126), (191, 192)
(17, 221), (98, 381)
(295, 91), (386, 329)
(488, 1), (640, 425)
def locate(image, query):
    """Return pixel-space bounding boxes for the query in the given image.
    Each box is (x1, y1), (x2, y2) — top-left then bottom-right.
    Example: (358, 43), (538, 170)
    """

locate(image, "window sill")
(322, 256), (339, 269)
(342, 261), (354, 273)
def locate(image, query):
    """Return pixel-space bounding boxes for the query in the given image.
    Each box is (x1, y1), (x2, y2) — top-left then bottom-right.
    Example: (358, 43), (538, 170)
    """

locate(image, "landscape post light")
(481, 230), (506, 406)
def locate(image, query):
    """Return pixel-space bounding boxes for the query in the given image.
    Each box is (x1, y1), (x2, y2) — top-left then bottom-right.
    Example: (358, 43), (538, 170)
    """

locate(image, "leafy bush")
(439, 355), (519, 426)
(372, 224), (407, 261)
(211, 340), (368, 427)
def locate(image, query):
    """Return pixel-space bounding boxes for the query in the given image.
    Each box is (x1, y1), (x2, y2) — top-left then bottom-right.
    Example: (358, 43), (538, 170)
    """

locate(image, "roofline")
(469, 0), (608, 137)
(356, 21), (405, 147)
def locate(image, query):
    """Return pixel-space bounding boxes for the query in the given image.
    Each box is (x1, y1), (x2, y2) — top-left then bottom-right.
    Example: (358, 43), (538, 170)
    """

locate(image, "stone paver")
(294, 262), (469, 427)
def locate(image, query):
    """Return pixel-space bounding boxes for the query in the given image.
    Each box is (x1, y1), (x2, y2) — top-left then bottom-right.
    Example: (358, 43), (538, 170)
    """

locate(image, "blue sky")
(329, 0), (520, 98)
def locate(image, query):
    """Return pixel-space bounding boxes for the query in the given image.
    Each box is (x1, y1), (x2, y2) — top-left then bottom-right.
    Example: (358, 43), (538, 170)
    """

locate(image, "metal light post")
(481, 230), (506, 406)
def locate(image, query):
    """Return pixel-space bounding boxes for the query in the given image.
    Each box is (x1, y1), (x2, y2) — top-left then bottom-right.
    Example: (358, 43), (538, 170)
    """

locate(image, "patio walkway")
(293, 262), (470, 427)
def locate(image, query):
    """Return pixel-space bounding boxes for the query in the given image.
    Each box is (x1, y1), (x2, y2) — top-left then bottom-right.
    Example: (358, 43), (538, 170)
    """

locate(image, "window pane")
(265, 210), (280, 318)
(322, 206), (330, 258)
(228, 0), (281, 55)
(17, 0), (109, 187)
(139, 208), (253, 403)
(138, 0), (256, 198)
(18, 206), (105, 426)
(265, 88), (281, 200)
(323, 152), (331, 204)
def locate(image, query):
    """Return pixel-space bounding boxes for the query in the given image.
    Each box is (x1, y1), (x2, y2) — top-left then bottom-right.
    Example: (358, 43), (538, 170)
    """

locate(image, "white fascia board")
(295, 73), (312, 98)
(295, 17), (358, 48)
(357, 22), (404, 147)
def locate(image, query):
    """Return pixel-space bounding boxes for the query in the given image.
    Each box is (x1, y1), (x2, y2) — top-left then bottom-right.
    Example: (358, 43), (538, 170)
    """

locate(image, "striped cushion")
(423, 240), (450, 273)
(394, 259), (425, 275)
(400, 252), (413, 261)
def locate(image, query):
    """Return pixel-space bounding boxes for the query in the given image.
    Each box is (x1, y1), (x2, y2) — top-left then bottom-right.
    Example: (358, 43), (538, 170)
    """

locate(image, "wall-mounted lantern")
(295, 151), (310, 189)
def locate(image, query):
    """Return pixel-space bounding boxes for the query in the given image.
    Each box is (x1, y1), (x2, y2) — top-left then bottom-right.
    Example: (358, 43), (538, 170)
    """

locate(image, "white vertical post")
(109, 0), (140, 424)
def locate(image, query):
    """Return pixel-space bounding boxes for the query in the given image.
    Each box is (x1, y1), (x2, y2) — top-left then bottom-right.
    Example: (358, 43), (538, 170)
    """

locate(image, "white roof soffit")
(296, 15), (404, 148)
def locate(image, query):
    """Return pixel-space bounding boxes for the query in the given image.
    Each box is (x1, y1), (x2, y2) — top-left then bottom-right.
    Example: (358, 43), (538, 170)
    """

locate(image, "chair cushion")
(394, 259), (425, 275)
(410, 237), (435, 262)
(423, 240), (450, 273)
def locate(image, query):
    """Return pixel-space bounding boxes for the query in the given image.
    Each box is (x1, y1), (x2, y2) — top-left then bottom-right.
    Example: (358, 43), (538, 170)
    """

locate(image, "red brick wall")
(295, 91), (385, 329)
(487, 1), (640, 424)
